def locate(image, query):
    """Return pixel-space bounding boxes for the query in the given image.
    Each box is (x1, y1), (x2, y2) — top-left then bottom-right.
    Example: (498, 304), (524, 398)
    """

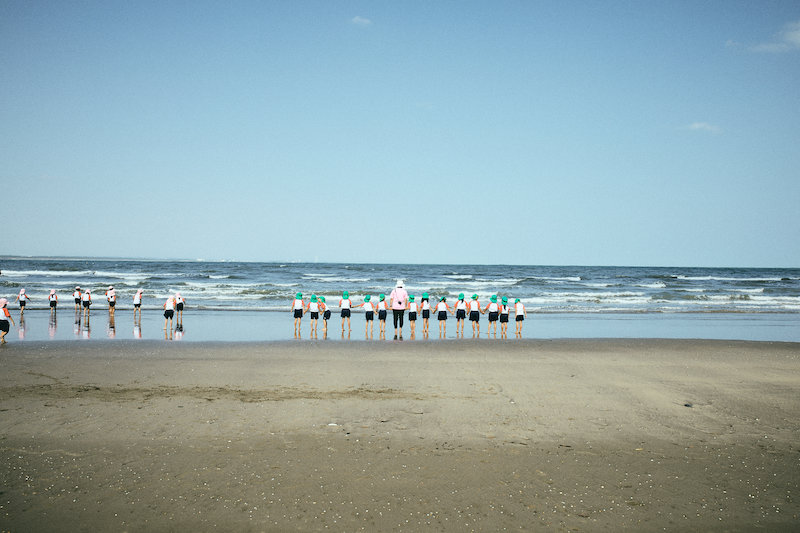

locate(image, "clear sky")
(2, 1), (799, 267)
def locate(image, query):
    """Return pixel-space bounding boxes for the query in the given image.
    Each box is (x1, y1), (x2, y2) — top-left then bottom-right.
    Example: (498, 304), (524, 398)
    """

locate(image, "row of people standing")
(291, 280), (528, 339)
(7, 287), (184, 324)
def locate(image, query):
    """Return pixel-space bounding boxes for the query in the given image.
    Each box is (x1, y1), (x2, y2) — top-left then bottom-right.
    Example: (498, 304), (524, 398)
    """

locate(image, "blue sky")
(2, 1), (799, 266)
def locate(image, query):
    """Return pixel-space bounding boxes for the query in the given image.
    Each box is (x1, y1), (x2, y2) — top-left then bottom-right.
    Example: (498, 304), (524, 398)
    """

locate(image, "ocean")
(1, 258), (799, 342)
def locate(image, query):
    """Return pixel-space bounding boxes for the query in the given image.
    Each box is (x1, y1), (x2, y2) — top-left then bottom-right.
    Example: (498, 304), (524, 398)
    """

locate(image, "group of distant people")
(291, 279), (528, 340)
(0, 287), (187, 343)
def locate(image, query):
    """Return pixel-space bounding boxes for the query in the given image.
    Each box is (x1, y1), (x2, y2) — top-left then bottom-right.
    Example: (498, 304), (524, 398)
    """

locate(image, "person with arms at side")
(389, 279), (408, 340)
(49, 289), (58, 315)
(73, 286), (82, 312)
(514, 298), (527, 338)
(133, 289), (143, 321)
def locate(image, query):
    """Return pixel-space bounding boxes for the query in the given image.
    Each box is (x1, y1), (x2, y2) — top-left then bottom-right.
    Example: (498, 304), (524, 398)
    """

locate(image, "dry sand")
(1, 339), (798, 531)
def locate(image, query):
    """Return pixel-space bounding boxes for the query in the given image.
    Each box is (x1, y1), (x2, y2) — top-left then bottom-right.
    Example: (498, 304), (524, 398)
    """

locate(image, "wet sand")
(1, 339), (798, 531)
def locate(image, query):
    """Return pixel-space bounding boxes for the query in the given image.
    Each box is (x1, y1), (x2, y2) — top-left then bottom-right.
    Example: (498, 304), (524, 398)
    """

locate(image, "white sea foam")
(636, 282), (667, 289)
(301, 276), (370, 283)
(1, 269), (96, 277)
(676, 275), (783, 282)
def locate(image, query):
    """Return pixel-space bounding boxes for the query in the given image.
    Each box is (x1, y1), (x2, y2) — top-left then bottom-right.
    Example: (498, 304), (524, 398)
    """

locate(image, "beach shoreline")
(1, 339), (798, 531)
(4, 307), (800, 343)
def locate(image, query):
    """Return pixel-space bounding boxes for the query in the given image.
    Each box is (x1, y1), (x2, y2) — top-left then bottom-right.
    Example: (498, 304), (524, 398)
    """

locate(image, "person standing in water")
(435, 296), (451, 338)
(175, 292), (185, 324)
(133, 289), (143, 321)
(49, 289), (58, 315)
(320, 296), (330, 336)
(15, 289), (30, 316)
(105, 286), (117, 318)
(484, 294), (500, 337)
(514, 298), (527, 338)
(81, 289), (93, 318)
(163, 293), (176, 332)
(376, 294), (388, 339)
(291, 292), (304, 338)
(420, 292), (432, 338)
(407, 294), (418, 338)
(454, 293), (467, 338)
(339, 291), (353, 335)
(499, 296), (510, 338)
(73, 286), (82, 312)
(305, 294), (320, 338)
(468, 294), (483, 338)
(389, 279), (408, 340)
(360, 295), (375, 339)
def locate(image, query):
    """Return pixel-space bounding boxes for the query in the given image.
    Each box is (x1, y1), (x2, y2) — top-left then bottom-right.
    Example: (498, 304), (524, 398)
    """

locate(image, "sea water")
(1, 258), (798, 342)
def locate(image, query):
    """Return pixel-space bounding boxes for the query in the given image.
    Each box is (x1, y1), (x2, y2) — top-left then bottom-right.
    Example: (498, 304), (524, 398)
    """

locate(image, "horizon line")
(1, 255), (797, 270)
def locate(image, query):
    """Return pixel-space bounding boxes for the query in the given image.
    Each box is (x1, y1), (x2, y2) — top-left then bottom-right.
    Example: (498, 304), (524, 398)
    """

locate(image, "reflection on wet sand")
(107, 316), (116, 339)
(48, 311), (57, 339)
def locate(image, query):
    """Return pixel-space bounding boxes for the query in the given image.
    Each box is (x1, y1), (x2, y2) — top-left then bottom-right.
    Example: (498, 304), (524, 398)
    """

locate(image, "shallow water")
(4, 308), (798, 343)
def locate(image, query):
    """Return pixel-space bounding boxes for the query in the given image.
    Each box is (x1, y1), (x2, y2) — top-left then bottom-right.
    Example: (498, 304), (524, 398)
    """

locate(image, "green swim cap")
(379, 294), (385, 301)
(423, 292), (429, 299)
(472, 294), (478, 300)
(343, 290), (349, 298)
(364, 295), (371, 301)
(311, 295), (317, 302)
(502, 296), (508, 303)
(441, 296), (446, 301)
(515, 298), (520, 303)
(296, 292), (302, 299)
(409, 295), (415, 301)
(320, 296), (326, 302)
(490, 295), (497, 302)
(458, 293), (464, 300)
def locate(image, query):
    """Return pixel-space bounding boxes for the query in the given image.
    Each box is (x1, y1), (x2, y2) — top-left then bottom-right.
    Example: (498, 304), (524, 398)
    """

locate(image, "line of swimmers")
(291, 290), (528, 339)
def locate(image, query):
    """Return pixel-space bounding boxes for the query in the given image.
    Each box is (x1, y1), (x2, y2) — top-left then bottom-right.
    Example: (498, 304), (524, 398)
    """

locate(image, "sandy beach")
(1, 339), (798, 531)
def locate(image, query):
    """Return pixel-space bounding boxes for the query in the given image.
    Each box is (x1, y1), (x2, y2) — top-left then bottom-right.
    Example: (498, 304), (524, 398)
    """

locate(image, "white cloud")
(687, 122), (722, 134)
(351, 16), (372, 27)
(751, 20), (800, 53)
